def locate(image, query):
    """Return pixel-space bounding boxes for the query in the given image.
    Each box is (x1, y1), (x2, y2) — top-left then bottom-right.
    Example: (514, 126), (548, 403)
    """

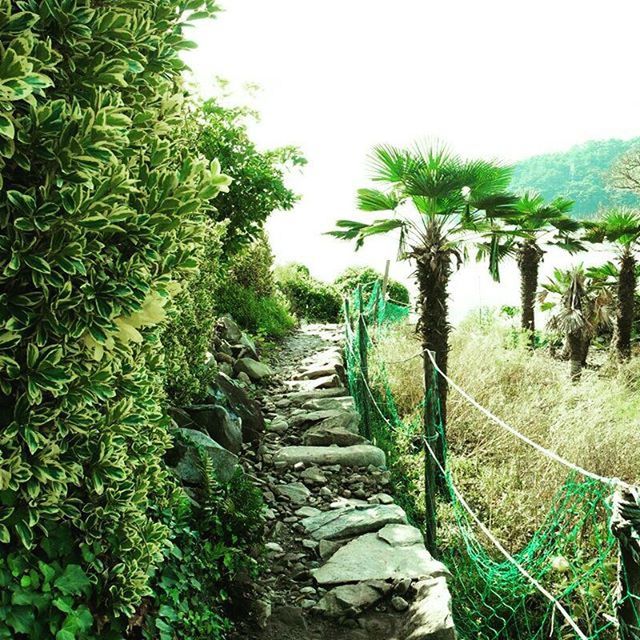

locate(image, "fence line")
(343, 280), (639, 639)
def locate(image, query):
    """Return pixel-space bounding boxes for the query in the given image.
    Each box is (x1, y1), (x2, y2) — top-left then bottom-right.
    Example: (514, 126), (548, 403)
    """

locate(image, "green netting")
(343, 282), (639, 640)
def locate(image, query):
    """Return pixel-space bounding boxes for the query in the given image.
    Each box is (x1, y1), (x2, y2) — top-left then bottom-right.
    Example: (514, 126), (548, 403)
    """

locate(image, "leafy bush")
(199, 95), (305, 253)
(144, 459), (264, 640)
(334, 266), (410, 305)
(215, 237), (295, 340)
(275, 263), (342, 323)
(163, 222), (226, 406)
(0, 2), (229, 636)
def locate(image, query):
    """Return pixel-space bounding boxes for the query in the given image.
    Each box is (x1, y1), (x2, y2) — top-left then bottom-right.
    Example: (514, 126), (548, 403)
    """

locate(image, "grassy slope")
(370, 314), (640, 546)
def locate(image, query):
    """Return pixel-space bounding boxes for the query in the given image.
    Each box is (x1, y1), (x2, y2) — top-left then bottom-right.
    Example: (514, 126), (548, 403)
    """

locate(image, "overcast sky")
(184, 0), (640, 320)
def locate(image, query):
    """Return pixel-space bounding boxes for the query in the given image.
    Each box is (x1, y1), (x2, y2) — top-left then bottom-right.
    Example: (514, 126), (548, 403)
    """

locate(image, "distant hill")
(511, 138), (640, 219)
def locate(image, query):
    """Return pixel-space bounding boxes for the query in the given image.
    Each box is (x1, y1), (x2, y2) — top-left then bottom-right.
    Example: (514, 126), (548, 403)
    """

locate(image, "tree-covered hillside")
(512, 138), (640, 218)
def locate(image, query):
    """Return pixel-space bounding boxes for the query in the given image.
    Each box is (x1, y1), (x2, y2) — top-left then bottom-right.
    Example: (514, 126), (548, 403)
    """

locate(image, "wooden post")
(610, 486), (640, 639)
(357, 285), (371, 440)
(423, 350), (439, 558)
(381, 259), (391, 301)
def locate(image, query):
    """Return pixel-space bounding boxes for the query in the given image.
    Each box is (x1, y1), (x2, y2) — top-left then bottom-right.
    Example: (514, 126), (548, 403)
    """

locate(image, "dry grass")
(369, 313), (640, 545)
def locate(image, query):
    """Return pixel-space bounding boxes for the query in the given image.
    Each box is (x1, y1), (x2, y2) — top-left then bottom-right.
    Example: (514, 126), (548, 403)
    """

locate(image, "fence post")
(381, 259), (390, 301)
(357, 285), (371, 440)
(423, 352), (438, 558)
(610, 486), (640, 639)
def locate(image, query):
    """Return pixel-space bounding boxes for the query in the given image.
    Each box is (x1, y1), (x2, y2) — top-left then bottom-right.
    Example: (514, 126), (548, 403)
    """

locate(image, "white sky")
(184, 0), (640, 321)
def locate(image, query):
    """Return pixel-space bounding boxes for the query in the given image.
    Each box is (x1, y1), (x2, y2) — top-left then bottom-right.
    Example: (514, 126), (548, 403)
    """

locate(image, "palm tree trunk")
(616, 250), (636, 360)
(416, 250), (450, 499)
(568, 332), (584, 382)
(517, 241), (542, 348)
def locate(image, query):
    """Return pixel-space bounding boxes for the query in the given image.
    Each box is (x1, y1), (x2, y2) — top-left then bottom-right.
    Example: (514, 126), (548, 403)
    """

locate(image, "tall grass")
(370, 311), (640, 546)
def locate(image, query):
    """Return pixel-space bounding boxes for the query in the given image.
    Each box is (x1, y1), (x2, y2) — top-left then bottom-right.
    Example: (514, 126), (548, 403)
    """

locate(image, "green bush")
(334, 266), (410, 305)
(0, 2), (229, 636)
(143, 459), (265, 640)
(215, 237), (295, 340)
(198, 95), (305, 253)
(163, 222), (226, 406)
(275, 263), (342, 323)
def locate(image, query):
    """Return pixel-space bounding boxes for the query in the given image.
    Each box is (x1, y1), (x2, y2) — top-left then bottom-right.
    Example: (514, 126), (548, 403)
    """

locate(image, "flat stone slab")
(313, 524), (449, 586)
(303, 424), (367, 447)
(302, 396), (356, 412)
(289, 409), (343, 427)
(288, 388), (350, 405)
(273, 445), (385, 469)
(301, 505), (407, 541)
(276, 482), (311, 505)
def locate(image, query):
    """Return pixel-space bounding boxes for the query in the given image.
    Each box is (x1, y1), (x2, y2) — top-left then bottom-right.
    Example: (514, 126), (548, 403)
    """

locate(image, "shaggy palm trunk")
(616, 250), (636, 360)
(517, 241), (542, 348)
(568, 332), (584, 382)
(416, 249), (450, 497)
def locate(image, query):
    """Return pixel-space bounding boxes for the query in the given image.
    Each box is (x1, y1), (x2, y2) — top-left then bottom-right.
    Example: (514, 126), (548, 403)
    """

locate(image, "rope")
(422, 435), (590, 640)
(419, 348), (630, 491)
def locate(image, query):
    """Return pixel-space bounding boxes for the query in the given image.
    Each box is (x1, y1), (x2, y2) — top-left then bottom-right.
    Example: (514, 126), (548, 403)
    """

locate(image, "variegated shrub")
(0, 1), (229, 636)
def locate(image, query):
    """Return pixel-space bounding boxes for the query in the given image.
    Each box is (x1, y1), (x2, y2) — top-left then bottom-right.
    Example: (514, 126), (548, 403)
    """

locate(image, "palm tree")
(487, 191), (579, 347)
(539, 266), (612, 381)
(584, 208), (640, 360)
(329, 143), (513, 547)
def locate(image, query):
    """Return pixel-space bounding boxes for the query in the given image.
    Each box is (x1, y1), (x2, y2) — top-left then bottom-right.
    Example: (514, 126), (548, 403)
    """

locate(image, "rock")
(391, 596), (409, 612)
(288, 387), (350, 404)
(368, 493), (395, 505)
(167, 406), (194, 428)
(186, 404), (243, 454)
(302, 396), (356, 412)
(237, 371), (252, 386)
(398, 576), (456, 640)
(312, 524), (449, 586)
(267, 418), (289, 433)
(316, 583), (383, 618)
(266, 542), (284, 554)
(252, 599), (272, 630)
(378, 524), (423, 546)
(319, 539), (344, 560)
(298, 364), (342, 380)
(307, 374), (341, 389)
(273, 445), (386, 469)
(238, 331), (259, 359)
(276, 482), (311, 505)
(289, 409), (344, 427)
(302, 505), (407, 541)
(302, 539), (319, 550)
(173, 428), (238, 484)
(272, 605), (307, 630)
(300, 466), (327, 485)
(296, 506), (321, 518)
(303, 424), (367, 447)
(235, 357), (272, 381)
(218, 315), (243, 343)
(215, 372), (265, 443)
(215, 351), (235, 365)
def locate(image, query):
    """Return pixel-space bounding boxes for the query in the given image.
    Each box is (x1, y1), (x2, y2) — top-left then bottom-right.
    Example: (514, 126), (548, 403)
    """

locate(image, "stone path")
(232, 324), (455, 640)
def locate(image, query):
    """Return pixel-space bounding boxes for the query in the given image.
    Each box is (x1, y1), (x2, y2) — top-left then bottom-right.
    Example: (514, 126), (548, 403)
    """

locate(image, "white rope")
(422, 435), (590, 640)
(421, 348), (631, 491)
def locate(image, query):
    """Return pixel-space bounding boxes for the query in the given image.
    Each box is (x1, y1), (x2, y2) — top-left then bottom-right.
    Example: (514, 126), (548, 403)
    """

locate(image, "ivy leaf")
(54, 565), (90, 596)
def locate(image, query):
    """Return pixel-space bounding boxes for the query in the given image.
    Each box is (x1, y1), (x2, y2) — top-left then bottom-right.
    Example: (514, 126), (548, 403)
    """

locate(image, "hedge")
(0, 2), (229, 636)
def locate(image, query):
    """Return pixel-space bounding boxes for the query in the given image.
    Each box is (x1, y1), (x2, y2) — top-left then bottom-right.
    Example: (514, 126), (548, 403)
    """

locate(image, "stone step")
(301, 504), (408, 541)
(312, 523), (449, 586)
(273, 444), (386, 469)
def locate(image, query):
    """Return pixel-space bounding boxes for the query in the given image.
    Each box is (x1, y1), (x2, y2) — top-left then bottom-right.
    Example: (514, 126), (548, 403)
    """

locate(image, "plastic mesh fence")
(343, 282), (639, 640)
